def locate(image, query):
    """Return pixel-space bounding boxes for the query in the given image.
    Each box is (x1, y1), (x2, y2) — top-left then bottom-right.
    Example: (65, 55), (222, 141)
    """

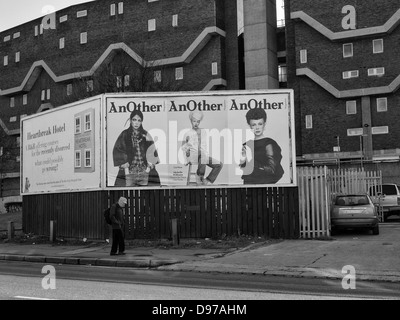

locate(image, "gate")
(297, 167), (382, 239)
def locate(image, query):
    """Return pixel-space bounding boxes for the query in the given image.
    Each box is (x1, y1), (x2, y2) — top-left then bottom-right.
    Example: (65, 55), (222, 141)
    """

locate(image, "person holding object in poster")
(181, 110), (223, 185)
(110, 197), (127, 256)
(240, 108), (284, 185)
(113, 110), (161, 187)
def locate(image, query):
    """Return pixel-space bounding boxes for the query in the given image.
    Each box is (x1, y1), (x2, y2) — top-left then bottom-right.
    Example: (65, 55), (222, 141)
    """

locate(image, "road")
(0, 261), (399, 301)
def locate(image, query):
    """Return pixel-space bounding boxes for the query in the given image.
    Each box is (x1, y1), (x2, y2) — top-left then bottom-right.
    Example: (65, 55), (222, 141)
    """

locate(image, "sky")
(0, 0), (94, 32)
(0, 0), (285, 33)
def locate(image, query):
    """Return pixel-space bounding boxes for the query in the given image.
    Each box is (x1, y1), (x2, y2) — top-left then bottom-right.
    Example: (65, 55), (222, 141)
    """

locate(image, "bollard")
(50, 220), (57, 242)
(171, 218), (180, 246)
(7, 221), (14, 240)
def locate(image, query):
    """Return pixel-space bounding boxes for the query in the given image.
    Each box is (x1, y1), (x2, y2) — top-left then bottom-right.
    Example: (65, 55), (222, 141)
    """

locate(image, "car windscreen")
(335, 196), (370, 206)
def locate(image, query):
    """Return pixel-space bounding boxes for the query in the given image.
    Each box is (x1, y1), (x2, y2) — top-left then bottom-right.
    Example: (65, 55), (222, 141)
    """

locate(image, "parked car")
(331, 194), (379, 235)
(369, 183), (400, 222)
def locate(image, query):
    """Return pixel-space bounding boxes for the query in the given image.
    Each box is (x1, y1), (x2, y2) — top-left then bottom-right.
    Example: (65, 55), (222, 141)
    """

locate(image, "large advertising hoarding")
(105, 90), (296, 189)
(21, 97), (102, 194)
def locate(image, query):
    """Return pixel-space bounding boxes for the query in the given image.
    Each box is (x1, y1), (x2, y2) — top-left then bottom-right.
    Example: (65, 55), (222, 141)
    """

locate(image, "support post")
(50, 220), (57, 242)
(171, 218), (180, 246)
(7, 221), (14, 240)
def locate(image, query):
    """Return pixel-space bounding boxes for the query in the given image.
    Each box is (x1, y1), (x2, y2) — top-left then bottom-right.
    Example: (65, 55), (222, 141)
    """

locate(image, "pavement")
(1, 223), (400, 283)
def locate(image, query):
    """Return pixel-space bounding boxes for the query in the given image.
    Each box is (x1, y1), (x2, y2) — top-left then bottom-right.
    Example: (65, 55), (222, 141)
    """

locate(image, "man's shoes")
(110, 253), (118, 256)
(118, 252), (126, 255)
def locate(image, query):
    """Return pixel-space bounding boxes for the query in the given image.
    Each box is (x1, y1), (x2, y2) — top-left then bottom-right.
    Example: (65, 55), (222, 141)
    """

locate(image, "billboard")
(21, 97), (102, 194)
(105, 90), (296, 189)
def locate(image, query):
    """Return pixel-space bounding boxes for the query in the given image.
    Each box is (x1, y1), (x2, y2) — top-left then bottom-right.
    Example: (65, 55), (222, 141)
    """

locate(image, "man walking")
(110, 197), (127, 256)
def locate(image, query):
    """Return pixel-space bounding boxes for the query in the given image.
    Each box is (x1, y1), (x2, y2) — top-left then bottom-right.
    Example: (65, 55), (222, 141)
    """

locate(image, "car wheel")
(372, 225), (379, 235)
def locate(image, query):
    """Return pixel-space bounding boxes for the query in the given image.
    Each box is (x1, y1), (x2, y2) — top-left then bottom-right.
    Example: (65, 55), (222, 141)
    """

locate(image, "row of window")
(300, 38), (384, 64)
(75, 114), (92, 134)
(3, 10), (182, 65)
(75, 149), (92, 168)
(305, 115), (389, 136)
(342, 67), (385, 79)
(2, 0), (172, 45)
(5, 61), (220, 115)
(346, 98), (388, 114)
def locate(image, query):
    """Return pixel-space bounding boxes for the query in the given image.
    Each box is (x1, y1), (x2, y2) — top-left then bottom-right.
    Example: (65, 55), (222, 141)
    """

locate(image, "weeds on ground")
(1, 231), (277, 250)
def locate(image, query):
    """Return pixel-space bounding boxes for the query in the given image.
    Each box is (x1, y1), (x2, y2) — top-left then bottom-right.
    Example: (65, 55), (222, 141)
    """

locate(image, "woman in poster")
(239, 108), (284, 185)
(113, 110), (160, 187)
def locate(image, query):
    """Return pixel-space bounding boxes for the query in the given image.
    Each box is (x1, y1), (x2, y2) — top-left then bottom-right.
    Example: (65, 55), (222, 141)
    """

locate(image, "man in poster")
(181, 111), (223, 186)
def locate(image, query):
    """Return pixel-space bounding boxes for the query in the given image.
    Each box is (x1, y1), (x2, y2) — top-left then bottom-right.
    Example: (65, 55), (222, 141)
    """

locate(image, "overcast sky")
(0, 0), (94, 32)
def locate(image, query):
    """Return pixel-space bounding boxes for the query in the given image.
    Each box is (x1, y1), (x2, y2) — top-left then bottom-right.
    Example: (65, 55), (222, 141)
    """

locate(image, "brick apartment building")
(0, 0), (243, 208)
(286, 0), (400, 178)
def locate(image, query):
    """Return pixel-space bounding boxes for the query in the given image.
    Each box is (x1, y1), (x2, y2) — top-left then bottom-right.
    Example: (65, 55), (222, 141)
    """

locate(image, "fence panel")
(298, 166), (382, 239)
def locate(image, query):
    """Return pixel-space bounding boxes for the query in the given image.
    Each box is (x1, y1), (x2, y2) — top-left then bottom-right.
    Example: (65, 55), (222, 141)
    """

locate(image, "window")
(34, 26), (39, 36)
(172, 14), (178, 27)
(343, 43), (353, 58)
(75, 151), (81, 168)
(212, 62), (218, 75)
(40, 24), (44, 34)
(124, 75), (130, 87)
(368, 67), (385, 77)
(305, 115), (313, 129)
(148, 19), (156, 31)
(346, 101), (357, 114)
(110, 4), (116, 16)
(41, 89), (50, 101)
(23, 94), (28, 105)
(67, 84), (73, 96)
(347, 128), (363, 136)
(75, 116), (81, 134)
(343, 70), (359, 79)
(300, 49), (307, 64)
(377, 98), (387, 112)
(10, 97), (15, 108)
(4, 35), (10, 42)
(118, 2), (124, 14)
(15, 52), (20, 63)
(175, 67), (183, 80)
(278, 64), (287, 82)
(60, 15), (68, 23)
(372, 126), (389, 135)
(86, 80), (94, 92)
(20, 114), (27, 119)
(116, 76), (122, 88)
(148, 0), (159, 2)
(373, 39), (383, 54)
(80, 32), (87, 44)
(16, 137), (21, 147)
(154, 70), (162, 83)
(59, 37), (65, 49)
(13, 32), (20, 39)
(10, 116), (17, 123)
(4, 55), (8, 66)
(84, 113), (91, 131)
(77, 10), (87, 18)
(85, 149), (92, 167)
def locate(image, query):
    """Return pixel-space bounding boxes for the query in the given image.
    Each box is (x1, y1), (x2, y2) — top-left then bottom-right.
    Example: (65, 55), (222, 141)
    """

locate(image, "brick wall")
(286, 0), (400, 158)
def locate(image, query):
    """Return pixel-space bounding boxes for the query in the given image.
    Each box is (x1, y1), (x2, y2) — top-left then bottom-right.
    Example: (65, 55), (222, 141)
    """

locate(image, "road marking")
(14, 296), (57, 300)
